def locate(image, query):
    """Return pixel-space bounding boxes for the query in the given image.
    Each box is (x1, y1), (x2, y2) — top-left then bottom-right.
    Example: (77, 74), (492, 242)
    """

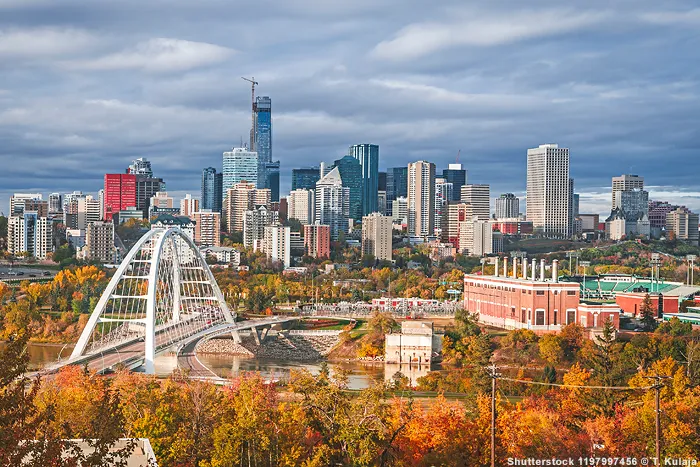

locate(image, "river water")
(25, 343), (435, 390)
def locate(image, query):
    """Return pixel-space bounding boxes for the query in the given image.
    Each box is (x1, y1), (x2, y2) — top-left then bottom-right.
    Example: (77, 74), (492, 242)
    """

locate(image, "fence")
(300, 301), (462, 318)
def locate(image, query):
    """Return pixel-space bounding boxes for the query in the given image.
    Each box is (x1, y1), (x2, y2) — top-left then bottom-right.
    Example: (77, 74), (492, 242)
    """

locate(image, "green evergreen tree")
(639, 293), (658, 332)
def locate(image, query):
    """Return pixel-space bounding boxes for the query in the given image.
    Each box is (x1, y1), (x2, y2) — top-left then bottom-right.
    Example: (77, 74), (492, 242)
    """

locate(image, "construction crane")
(456, 149), (461, 164)
(241, 76), (258, 149)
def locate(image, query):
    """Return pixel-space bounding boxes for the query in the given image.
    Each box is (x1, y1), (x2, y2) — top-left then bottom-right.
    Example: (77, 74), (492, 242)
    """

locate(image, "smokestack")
(522, 257), (528, 279)
(552, 260), (559, 283)
(540, 259), (546, 282)
(531, 258), (536, 281)
(503, 258), (508, 277)
(512, 257), (518, 278)
(494, 257), (499, 277)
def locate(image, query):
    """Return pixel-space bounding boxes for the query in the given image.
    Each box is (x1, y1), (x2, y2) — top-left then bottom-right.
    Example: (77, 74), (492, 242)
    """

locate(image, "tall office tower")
(434, 177), (454, 236)
(391, 196), (408, 225)
(614, 188), (649, 218)
(224, 182), (271, 232)
(135, 175), (166, 217)
(460, 184), (490, 220)
(8, 212), (53, 259)
(21, 200), (49, 218)
(386, 167), (408, 214)
(254, 96), (272, 162)
(442, 202), (473, 252)
(648, 201), (680, 230)
(48, 193), (62, 215)
(361, 213), (393, 261)
(407, 161), (436, 237)
(180, 194), (199, 217)
(66, 194), (101, 230)
(303, 224), (331, 259)
(526, 143), (570, 237)
(378, 172), (387, 192)
(104, 174), (136, 221)
(9, 193), (42, 216)
(333, 155), (363, 221)
(263, 161), (280, 202)
(472, 220), (494, 256)
(244, 205), (278, 249)
(222, 148), (259, 195)
(377, 191), (387, 216)
(666, 208), (700, 245)
(612, 174), (644, 209)
(292, 167), (321, 191)
(127, 158), (153, 177)
(193, 210), (221, 247)
(201, 167), (223, 213)
(288, 189), (315, 225)
(494, 193), (519, 219)
(349, 144), (379, 216)
(568, 178), (576, 236)
(262, 224), (290, 268)
(85, 222), (116, 263)
(315, 167), (350, 241)
(442, 163), (467, 201)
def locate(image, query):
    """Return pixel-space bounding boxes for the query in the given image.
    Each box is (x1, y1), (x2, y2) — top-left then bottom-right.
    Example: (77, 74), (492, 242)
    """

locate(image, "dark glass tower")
(378, 172), (387, 191)
(442, 164), (466, 201)
(349, 144), (379, 216)
(333, 155), (363, 221)
(292, 167), (320, 191)
(253, 96), (279, 200)
(201, 167), (223, 213)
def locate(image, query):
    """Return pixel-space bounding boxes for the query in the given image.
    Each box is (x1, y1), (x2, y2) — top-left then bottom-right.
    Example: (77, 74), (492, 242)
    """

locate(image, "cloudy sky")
(1, 0), (699, 217)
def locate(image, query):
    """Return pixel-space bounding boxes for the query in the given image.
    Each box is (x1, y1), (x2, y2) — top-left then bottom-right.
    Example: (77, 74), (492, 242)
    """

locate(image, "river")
(24, 343), (435, 390)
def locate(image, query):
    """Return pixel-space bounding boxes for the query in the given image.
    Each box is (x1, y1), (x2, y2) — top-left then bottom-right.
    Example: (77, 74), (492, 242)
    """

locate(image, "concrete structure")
(253, 96), (279, 201)
(115, 207), (144, 224)
(8, 212), (53, 259)
(315, 167), (350, 241)
(377, 191), (387, 216)
(66, 229), (86, 249)
(579, 214), (600, 232)
(85, 221), (116, 263)
(243, 205), (278, 249)
(526, 144), (570, 237)
(148, 192), (174, 218)
(303, 224), (331, 259)
(262, 224), (291, 268)
(291, 167), (320, 191)
(179, 194), (199, 217)
(385, 321), (442, 364)
(349, 143), (379, 216)
(491, 218), (534, 236)
(649, 201), (681, 232)
(428, 241), (456, 261)
(666, 208), (699, 244)
(442, 202), (473, 252)
(222, 148), (258, 195)
(288, 189), (315, 225)
(224, 182), (271, 232)
(407, 161), (435, 237)
(193, 210), (220, 247)
(361, 213), (393, 261)
(201, 167), (223, 213)
(460, 184), (490, 220)
(612, 174), (644, 209)
(64, 194), (100, 230)
(201, 246), (241, 265)
(104, 174), (136, 221)
(495, 193), (519, 219)
(391, 196), (408, 225)
(48, 192), (62, 215)
(289, 231), (305, 256)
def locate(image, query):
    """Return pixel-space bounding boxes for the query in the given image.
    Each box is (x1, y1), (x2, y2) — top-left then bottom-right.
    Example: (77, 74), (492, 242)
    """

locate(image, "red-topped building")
(104, 174), (136, 221)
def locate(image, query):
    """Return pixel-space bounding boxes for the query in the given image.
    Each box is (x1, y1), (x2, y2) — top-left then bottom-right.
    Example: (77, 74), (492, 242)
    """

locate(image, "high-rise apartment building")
(378, 191), (387, 216)
(333, 155), (363, 221)
(495, 193), (519, 219)
(392, 196), (408, 225)
(649, 201), (681, 230)
(288, 189), (315, 225)
(407, 161), (435, 237)
(9, 193), (43, 216)
(362, 213), (392, 261)
(104, 174), (136, 221)
(179, 194), (199, 218)
(127, 158), (153, 177)
(666, 208), (699, 245)
(65, 194), (100, 230)
(526, 144), (570, 237)
(612, 175), (644, 210)
(48, 193), (62, 215)
(193, 210), (221, 247)
(223, 148), (258, 195)
(136, 175), (166, 217)
(8, 212), (53, 259)
(244, 205), (278, 249)
(292, 167), (320, 191)
(442, 202), (473, 252)
(262, 224), (290, 268)
(461, 184), (490, 220)
(472, 220), (494, 256)
(315, 167), (350, 241)
(303, 224), (330, 259)
(85, 221), (115, 263)
(22, 199), (49, 218)
(434, 178), (454, 236)
(224, 182), (271, 232)
(201, 167), (223, 213)
(442, 164), (467, 201)
(349, 144), (379, 216)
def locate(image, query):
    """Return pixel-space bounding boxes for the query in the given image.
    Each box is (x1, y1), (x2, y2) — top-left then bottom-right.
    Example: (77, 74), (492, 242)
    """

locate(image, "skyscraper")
(526, 144), (570, 237)
(386, 167), (408, 215)
(407, 161), (435, 237)
(315, 167), (350, 241)
(333, 155), (363, 221)
(292, 167), (320, 191)
(461, 184), (491, 220)
(224, 182), (271, 233)
(303, 224), (330, 259)
(8, 212), (53, 259)
(288, 189), (315, 225)
(442, 163), (467, 201)
(349, 144), (379, 216)
(362, 213), (392, 261)
(262, 224), (290, 268)
(180, 194), (199, 217)
(263, 161), (280, 202)
(48, 193), (62, 215)
(222, 148), (258, 195)
(244, 205), (278, 249)
(127, 158), (153, 177)
(194, 210), (221, 247)
(612, 174), (644, 209)
(103, 174), (136, 221)
(135, 175), (166, 217)
(253, 96), (279, 201)
(201, 167), (223, 213)
(495, 193), (519, 219)
(434, 177), (454, 236)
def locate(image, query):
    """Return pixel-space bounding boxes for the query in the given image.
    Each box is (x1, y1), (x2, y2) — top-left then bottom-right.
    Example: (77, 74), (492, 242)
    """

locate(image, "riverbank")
(197, 332), (339, 362)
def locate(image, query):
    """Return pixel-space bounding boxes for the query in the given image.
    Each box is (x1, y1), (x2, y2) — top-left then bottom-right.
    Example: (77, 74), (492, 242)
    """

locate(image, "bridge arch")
(70, 228), (234, 373)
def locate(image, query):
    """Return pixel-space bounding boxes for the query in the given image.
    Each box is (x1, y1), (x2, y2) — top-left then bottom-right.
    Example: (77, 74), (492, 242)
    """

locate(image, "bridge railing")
(300, 301), (462, 318)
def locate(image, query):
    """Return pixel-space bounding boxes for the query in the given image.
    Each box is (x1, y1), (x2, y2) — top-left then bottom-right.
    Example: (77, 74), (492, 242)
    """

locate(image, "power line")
(498, 376), (653, 391)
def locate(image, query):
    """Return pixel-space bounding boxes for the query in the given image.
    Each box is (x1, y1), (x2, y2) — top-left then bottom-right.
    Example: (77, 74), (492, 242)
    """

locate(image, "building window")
(567, 291), (576, 295)
(554, 310), (558, 325)
(536, 310), (545, 326)
(536, 290), (544, 296)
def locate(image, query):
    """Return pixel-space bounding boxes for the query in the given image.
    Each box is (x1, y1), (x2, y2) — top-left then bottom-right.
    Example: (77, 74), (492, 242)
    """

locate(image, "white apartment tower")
(362, 213), (393, 261)
(262, 224), (291, 268)
(407, 161), (435, 237)
(244, 205), (279, 249)
(8, 212), (53, 259)
(460, 184), (491, 220)
(526, 144), (571, 237)
(315, 167), (350, 241)
(494, 193), (519, 219)
(288, 189), (315, 225)
(180, 194), (199, 217)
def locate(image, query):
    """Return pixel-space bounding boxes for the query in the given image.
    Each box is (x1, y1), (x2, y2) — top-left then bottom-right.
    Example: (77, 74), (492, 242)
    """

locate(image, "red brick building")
(303, 224), (330, 259)
(615, 292), (679, 317)
(464, 258), (620, 334)
(104, 174), (136, 221)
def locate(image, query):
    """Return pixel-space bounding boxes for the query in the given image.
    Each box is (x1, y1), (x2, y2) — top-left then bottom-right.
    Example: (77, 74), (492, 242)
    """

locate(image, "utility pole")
(643, 374), (671, 464)
(488, 364), (501, 467)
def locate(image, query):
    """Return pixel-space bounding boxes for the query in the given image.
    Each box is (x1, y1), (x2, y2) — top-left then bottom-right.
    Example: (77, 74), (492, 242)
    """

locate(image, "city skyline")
(1, 1), (699, 216)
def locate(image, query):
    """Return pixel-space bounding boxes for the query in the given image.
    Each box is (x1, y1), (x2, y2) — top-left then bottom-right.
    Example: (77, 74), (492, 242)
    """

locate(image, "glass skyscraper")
(333, 155), (363, 221)
(349, 144), (379, 216)
(442, 163), (466, 201)
(292, 167), (320, 191)
(201, 167), (223, 213)
(386, 167), (408, 215)
(223, 148), (258, 196)
(253, 96), (279, 201)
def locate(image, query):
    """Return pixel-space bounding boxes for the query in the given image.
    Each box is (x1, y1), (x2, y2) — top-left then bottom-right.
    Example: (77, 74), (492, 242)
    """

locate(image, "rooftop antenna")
(241, 76), (259, 150)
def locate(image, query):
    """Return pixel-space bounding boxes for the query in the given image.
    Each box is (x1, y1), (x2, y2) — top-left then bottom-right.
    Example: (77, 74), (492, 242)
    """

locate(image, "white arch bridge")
(46, 228), (292, 376)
